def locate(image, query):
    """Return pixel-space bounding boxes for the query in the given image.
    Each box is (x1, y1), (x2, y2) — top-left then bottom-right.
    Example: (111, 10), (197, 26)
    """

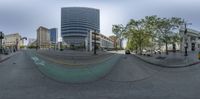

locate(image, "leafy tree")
(115, 16), (183, 55)
(143, 15), (159, 53)
(156, 17), (183, 55)
(112, 24), (126, 49)
(169, 33), (181, 52)
(125, 19), (151, 54)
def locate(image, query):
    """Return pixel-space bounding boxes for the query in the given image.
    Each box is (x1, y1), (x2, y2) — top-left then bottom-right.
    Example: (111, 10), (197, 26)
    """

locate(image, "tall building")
(49, 28), (58, 44)
(2, 33), (24, 51)
(61, 7), (100, 47)
(37, 26), (50, 49)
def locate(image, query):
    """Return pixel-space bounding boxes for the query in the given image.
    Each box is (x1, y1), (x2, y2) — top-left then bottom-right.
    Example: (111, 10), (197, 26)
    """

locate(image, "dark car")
(125, 50), (131, 54)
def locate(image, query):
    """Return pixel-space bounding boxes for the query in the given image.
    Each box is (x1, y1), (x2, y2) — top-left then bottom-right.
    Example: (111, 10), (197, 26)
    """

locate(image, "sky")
(0, 0), (200, 44)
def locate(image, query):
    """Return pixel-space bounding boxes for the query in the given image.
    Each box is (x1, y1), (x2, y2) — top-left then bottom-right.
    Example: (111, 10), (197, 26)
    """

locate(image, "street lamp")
(184, 22), (192, 56)
(93, 32), (98, 55)
(0, 32), (4, 54)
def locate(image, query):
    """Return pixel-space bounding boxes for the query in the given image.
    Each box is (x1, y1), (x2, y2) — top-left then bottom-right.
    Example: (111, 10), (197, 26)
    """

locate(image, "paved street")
(1, 50), (200, 99)
(34, 49), (115, 65)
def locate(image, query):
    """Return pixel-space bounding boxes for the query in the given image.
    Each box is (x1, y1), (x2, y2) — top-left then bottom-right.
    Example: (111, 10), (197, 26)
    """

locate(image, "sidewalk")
(133, 51), (200, 68)
(0, 52), (19, 63)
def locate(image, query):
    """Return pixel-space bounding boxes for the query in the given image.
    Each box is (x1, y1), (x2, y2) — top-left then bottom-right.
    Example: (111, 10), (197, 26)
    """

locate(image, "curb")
(0, 51), (20, 63)
(0, 56), (11, 63)
(133, 54), (200, 68)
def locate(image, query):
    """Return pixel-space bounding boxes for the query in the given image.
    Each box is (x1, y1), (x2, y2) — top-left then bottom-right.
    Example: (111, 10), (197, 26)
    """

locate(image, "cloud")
(0, 0), (200, 39)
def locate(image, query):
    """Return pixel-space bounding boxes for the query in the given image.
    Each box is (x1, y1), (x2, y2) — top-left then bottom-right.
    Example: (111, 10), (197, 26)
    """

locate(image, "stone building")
(2, 33), (24, 51)
(180, 28), (200, 52)
(37, 26), (51, 49)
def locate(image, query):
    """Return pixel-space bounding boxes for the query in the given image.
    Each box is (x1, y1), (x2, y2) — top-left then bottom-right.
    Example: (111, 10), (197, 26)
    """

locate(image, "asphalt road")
(1, 50), (200, 99)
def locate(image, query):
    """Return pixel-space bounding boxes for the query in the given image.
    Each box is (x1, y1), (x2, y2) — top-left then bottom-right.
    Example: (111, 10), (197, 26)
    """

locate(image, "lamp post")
(93, 32), (97, 55)
(0, 32), (4, 54)
(184, 22), (192, 56)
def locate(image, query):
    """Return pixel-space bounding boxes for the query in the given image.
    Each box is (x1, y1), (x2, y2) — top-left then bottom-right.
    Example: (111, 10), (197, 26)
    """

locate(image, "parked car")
(125, 50), (131, 54)
(144, 50), (152, 56)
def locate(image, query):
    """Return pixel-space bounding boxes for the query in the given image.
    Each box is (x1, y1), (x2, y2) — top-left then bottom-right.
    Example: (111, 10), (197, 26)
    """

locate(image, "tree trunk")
(165, 42), (168, 55)
(135, 45), (138, 54)
(139, 42), (142, 55)
(173, 43), (176, 53)
(119, 39), (122, 49)
(115, 39), (117, 50)
(151, 37), (154, 54)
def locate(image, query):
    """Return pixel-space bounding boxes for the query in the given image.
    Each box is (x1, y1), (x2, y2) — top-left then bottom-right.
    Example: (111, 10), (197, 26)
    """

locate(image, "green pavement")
(28, 51), (121, 83)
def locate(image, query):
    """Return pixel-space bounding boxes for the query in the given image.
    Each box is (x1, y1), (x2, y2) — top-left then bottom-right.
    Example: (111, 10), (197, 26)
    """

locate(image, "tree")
(169, 33), (181, 53)
(156, 17), (183, 55)
(143, 15), (160, 54)
(112, 24), (126, 49)
(120, 16), (183, 55)
(124, 19), (151, 54)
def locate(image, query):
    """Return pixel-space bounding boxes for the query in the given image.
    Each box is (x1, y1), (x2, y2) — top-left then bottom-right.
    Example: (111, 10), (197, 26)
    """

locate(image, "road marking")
(31, 56), (45, 66)
(31, 56), (39, 61)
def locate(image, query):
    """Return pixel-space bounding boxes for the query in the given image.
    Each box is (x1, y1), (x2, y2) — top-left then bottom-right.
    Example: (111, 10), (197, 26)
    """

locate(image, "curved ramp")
(27, 51), (121, 83)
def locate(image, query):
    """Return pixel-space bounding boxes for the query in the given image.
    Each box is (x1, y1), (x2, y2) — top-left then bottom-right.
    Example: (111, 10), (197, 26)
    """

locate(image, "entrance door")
(191, 43), (195, 51)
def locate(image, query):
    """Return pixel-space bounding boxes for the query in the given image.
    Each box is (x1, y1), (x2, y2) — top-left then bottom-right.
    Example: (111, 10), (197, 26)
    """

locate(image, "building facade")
(37, 26), (50, 49)
(100, 34), (114, 49)
(49, 28), (58, 44)
(61, 7), (100, 47)
(180, 28), (200, 52)
(85, 31), (114, 51)
(2, 33), (24, 51)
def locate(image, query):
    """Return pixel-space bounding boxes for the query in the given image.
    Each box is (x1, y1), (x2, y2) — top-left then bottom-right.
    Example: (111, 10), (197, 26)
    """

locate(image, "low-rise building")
(180, 28), (200, 52)
(2, 33), (24, 51)
(85, 31), (114, 51)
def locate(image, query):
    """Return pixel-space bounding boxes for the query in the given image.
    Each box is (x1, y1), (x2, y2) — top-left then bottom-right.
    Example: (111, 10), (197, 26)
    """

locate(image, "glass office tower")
(61, 7), (100, 47)
(49, 28), (58, 44)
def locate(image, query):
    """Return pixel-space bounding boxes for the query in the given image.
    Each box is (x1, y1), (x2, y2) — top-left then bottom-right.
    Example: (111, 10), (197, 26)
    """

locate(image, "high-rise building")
(37, 26), (50, 49)
(49, 28), (58, 44)
(61, 7), (100, 47)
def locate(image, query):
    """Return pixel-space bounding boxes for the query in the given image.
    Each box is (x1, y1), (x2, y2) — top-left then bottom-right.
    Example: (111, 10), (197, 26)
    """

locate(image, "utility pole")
(184, 23), (188, 56)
